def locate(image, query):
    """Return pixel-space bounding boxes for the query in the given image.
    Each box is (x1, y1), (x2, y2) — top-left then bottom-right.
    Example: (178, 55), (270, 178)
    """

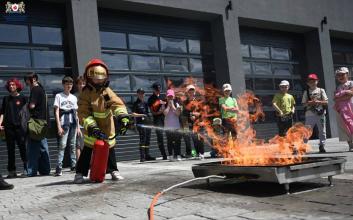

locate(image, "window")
(332, 52), (345, 64)
(253, 62), (271, 75)
(243, 61), (252, 75)
(40, 74), (64, 92)
(188, 40), (201, 54)
(32, 26), (62, 45)
(100, 31), (126, 49)
(0, 49), (31, 67)
(102, 53), (129, 70)
(241, 44), (250, 57)
(161, 37), (187, 53)
(271, 47), (290, 60)
(163, 57), (188, 72)
(272, 64), (293, 76)
(109, 75), (131, 91)
(250, 45), (270, 59)
(245, 78), (253, 90)
(190, 58), (202, 73)
(0, 24), (28, 43)
(254, 78), (273, 90)
(132, 75), (162, 91)
(129, 34), (158, 51)
(131, 55), (160, 71)
(32, 50), (64, 68)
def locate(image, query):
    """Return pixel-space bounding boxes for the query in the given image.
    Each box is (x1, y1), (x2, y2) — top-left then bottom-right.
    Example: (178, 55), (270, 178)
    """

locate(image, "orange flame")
(168, 78), (312, 166)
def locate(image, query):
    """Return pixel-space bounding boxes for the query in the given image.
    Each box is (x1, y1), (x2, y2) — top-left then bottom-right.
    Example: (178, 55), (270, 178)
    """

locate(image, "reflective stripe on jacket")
(78, 86), (128, 148)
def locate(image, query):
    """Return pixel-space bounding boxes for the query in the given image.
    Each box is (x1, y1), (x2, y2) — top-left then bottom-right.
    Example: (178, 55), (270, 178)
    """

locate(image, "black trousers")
(5, 125), (27, 172)
(191, 133), (204, 155)
(76, 146), (118, 177)
(166, 131), (181, 156)
(137, 126), (151, 147)
(183, 133), (192, 155)
(276, 116), (293, 137)
(222, 118), (237, 139)
(153, 117), (167, 157)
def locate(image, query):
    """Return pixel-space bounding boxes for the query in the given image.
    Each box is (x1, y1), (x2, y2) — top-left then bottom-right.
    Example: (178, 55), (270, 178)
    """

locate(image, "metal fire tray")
(192, 157), (346, 194)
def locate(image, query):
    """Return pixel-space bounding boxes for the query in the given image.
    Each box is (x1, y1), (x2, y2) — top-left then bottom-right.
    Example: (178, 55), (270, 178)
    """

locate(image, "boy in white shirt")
(53, 76), (80, 176)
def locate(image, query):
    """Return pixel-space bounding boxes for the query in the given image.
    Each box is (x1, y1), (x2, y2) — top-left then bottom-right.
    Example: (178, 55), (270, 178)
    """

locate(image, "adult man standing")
(24, 73), (51, 177)
(148, 83), (167, 160)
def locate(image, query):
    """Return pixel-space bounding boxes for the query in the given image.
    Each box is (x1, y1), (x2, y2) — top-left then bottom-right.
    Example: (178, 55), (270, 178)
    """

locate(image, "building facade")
(1, 0), (353, 171)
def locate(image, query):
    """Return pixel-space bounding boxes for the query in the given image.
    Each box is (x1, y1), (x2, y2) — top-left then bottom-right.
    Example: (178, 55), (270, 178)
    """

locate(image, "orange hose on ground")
(148, 192), (162, 220)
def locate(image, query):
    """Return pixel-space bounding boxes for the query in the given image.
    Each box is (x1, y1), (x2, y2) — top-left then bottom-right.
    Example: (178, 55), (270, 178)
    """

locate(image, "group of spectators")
(1, 66), (353, 190)
(273, 67), (353, 153)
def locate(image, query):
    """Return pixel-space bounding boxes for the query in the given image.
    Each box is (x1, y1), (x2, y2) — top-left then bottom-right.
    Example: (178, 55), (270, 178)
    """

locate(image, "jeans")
(27, 138), (51, 176)
(57, 124), (77, 169)
(305, 113), (326, 145)
(5, 125), (27, 172)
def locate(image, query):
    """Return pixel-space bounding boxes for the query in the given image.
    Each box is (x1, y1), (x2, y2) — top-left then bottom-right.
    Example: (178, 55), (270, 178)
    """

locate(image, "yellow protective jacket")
(78, 85), (128, 148)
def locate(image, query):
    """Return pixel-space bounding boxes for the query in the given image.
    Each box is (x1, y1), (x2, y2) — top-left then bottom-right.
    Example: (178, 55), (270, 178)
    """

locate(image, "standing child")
(272, 80), (296, 137)
(164, 89), (182, 161)
(75, 76), (85, 161)
(219, 83), (238, 139)
(302, 73), (328, 153)
(54, 76), (80, 176)
(334, 67), (353, 151)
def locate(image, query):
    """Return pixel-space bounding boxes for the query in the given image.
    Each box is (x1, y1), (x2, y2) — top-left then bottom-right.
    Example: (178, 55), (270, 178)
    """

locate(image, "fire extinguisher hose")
(148, 175), (226, 220)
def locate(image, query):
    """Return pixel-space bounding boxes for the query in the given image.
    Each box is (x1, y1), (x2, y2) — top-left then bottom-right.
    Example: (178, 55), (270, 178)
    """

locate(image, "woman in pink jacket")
(334, 67), (353, 151)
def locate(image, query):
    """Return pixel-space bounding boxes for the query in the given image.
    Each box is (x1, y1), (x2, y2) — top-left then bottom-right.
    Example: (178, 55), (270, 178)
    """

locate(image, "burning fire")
(168, 77), (312, 166)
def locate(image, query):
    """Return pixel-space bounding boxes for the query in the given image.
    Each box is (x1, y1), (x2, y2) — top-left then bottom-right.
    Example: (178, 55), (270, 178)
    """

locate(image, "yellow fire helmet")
(84, 58), (109, 80)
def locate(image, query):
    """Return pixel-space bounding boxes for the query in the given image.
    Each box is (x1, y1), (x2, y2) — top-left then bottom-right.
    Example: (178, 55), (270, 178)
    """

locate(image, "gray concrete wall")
(67, 0), (102, 76)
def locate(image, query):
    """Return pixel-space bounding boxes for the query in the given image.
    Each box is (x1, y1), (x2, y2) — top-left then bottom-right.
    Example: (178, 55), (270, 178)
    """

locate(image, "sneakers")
(199, 154), (205, 160)
(0, 178), (14, 190)
(319, 144), (326, 153)
(348, 142), (353, 152)
(111, 171), (124, 181)
(168, 155), (174, 161)
(7, 171), (17, 179)
(55, 167), (63, 176)
(73, 173), (84, 184)
(176, 155), (182, 161)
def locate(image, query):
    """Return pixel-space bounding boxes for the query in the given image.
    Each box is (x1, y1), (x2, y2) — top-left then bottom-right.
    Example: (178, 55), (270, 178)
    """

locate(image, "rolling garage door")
(240, 27), (307, 139)
(0, 1), (70, 173)
(98, 9), (214, 161)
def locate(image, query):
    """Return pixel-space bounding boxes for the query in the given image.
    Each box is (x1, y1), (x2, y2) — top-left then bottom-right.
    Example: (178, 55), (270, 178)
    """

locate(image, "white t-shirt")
(302, 87), (328, 117)
(53, 92), (78, 125)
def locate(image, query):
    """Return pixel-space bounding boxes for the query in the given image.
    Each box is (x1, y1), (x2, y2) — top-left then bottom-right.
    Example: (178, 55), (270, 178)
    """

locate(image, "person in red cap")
(74, 58), (130, 183)
(302, 73), (328, 153)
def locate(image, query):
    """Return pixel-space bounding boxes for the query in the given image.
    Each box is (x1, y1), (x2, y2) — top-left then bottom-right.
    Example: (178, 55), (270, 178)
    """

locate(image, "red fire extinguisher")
(90, 139), (109, 183)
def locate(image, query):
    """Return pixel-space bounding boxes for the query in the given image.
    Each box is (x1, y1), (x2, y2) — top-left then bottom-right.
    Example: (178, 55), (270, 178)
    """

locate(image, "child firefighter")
(74, 58), (130, 183)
